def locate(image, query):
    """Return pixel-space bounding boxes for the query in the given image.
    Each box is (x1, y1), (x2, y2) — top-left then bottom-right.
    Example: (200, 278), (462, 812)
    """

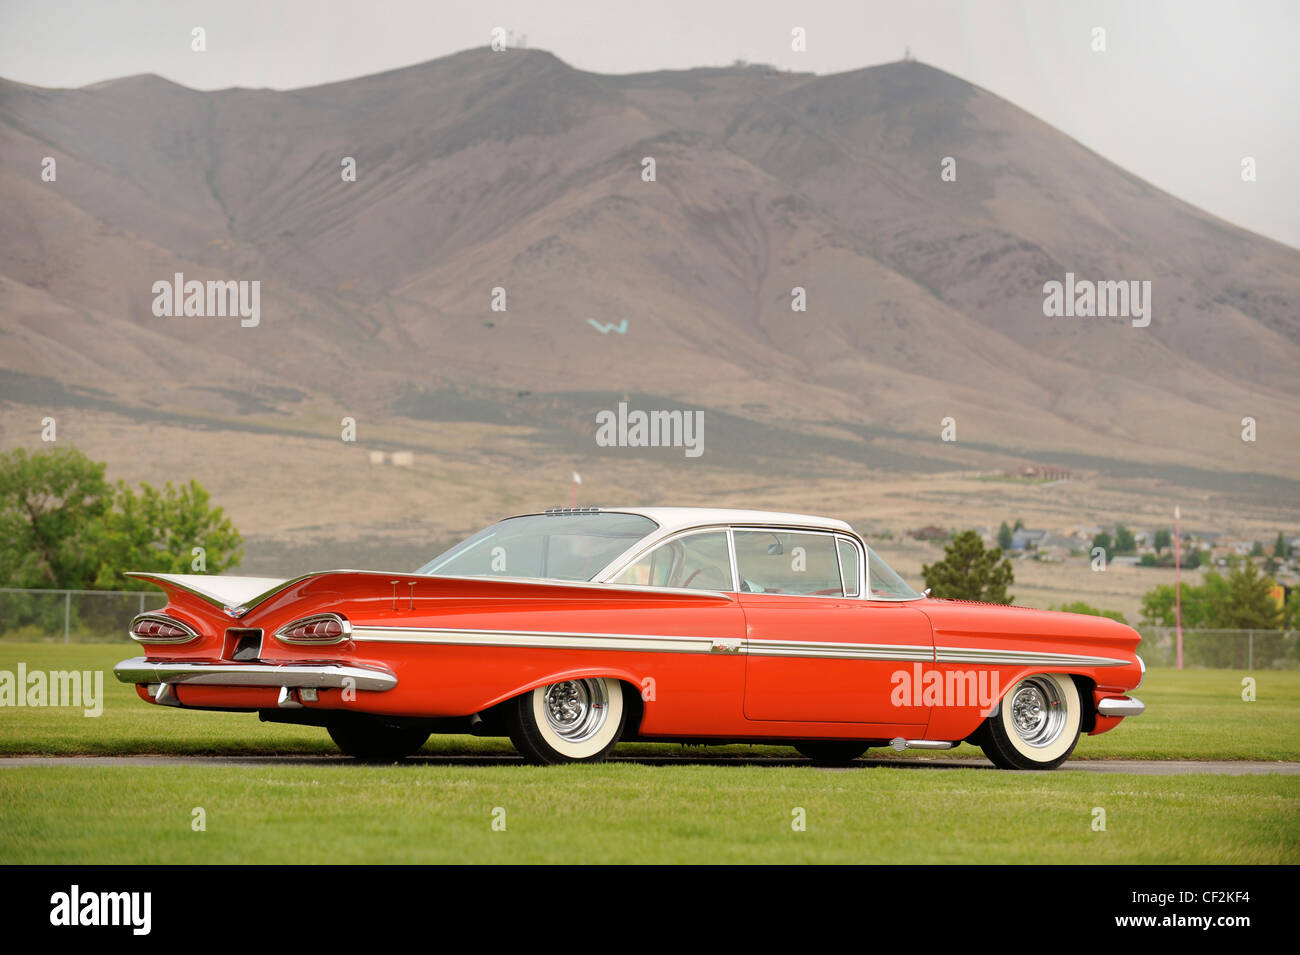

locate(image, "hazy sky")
(2, 0), (1296, 248)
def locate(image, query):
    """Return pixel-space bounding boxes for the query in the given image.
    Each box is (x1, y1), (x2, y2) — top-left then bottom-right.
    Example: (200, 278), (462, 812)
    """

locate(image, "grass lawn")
(1, 643), (1297, 761)
(3, 643), (1297, 864)
(1, 763), (1296, 864)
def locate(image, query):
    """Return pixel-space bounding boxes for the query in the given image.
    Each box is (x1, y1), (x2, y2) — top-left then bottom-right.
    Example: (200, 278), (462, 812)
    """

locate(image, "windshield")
(415, 512), (658, 582)
(866, 544), (921, 599)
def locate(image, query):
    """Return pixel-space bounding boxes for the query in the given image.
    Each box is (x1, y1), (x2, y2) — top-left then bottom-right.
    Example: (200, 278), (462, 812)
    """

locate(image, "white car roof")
(601, 506), (853, 536)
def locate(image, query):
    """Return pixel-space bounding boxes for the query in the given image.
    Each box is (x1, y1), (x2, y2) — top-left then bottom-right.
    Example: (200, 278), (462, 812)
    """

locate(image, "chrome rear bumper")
(1097, 695), (1145, 717)
(113, 656), (398, 693)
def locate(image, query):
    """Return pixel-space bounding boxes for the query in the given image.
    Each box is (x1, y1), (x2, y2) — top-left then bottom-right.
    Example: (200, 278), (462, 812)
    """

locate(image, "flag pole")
(1175, 505), (1183, 670)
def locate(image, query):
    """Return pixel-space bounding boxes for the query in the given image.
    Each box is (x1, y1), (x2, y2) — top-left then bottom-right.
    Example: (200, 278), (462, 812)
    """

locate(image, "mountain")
(1, 48), (1298, 548)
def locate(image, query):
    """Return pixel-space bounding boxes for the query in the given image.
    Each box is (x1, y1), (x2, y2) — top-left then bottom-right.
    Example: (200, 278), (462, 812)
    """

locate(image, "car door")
(738, 529), (933, 730)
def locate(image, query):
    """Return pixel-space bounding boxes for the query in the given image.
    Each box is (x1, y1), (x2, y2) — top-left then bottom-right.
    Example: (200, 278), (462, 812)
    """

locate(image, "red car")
(114, 507), (1145, 768)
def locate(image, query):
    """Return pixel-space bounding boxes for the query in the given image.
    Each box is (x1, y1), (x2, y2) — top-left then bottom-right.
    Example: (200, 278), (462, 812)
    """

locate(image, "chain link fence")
(1136, 627), (1300, 669)
(0, 588), (166, 643)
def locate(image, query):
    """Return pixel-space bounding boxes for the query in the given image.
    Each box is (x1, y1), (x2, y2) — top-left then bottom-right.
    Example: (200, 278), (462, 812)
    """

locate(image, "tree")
(1052, 601), (1128, 624)
(997, 521), (1013, 550)
(0, 447), (111, 588)
(1091, 531), (1113, 561)
(1274, 532), (1290, 560)
(1114, 524), (1136, 555)
(1216, 558), (1282, 630)
(94, 479), (243, 589)
(1153, 528), (1171, 553)
(0, 447), (242, 590)
(1139, 574), (1224, 628)
(1138, 559), (1278, 630)
(1249, 540), (1265, 557)
(922, 530), (1014, 604)
(1013, 519), (1024, 532)
(1139, 559), (1286, 667)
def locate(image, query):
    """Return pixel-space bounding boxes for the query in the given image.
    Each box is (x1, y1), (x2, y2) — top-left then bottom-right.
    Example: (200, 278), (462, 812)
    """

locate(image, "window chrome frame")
(596, 522), (921, 602)
(730, 526), (861, 599)
(835, 534), (864, 598)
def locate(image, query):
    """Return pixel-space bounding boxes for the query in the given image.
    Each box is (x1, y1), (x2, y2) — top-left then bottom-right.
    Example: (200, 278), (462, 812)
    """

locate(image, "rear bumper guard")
(113, 656), (398, 696)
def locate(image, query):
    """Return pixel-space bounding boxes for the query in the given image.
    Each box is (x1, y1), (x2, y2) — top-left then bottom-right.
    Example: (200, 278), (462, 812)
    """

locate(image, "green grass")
(1, 644), (1297, 760)
(1, 763), (1295, 863)
(4, 644), (1297, 864)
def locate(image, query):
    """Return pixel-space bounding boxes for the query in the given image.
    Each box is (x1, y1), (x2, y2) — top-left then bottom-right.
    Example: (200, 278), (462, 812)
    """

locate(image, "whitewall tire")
(980, 673), (1081, 770)
(508, 677), (625, 764)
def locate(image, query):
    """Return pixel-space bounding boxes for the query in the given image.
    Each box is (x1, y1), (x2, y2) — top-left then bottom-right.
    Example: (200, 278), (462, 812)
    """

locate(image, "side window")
(733, 530), (844, 596)
(611, 531), (733, 591)
(837, 538), (861, 597)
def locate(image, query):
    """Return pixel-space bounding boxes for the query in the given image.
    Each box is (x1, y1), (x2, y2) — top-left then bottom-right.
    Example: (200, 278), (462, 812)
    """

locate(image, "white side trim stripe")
(935, 646), (1128, 667)
(747, 640), (932, 662)
(351, 626), (1129, 667)
(353, 626), (717, 655)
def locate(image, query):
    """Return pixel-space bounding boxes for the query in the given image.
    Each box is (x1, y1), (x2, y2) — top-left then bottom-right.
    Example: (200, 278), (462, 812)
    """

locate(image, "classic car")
(114, 506), (1145, 768)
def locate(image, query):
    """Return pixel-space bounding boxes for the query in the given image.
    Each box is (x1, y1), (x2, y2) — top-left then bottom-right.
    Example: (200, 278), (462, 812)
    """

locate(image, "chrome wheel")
(542, 679), (609, 744)
(510, 677), (626, 763)
(981, 672), (1082, 770)
(1008, 675), (1067, 748)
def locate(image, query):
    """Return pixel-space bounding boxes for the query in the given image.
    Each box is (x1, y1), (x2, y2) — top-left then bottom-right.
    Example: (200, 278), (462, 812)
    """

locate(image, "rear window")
(416, 512), (658, 581)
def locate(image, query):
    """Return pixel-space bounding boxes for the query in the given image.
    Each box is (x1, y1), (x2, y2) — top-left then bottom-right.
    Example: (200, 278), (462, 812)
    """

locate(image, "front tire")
(794, 741), (870, 764)
(508, 678), (626, 764)
(327, 721), (430, 762)
(980, 673), (1081, 770)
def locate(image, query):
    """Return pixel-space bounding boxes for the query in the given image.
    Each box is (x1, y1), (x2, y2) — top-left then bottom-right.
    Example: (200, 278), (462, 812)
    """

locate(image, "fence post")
(139, 593), (145, 614)
(63, 590), (70, 644)
(1248, 631), (1253, 671)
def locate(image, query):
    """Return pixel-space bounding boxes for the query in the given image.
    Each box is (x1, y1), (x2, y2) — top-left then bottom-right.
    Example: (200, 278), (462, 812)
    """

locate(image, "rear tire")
(980, 673), (1081, 770)
(508, 678), (625, 764)
(327, 721), (429, 762)
(794, 741), (870, 764)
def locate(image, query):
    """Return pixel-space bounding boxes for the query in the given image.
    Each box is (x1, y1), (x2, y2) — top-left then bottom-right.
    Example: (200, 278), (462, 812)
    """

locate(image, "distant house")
(1010, 529), (1048, 551)
(1006, 464), (1071, 481)
(1040, 532), (1079, 553)
(1067, 526), (1103, 540)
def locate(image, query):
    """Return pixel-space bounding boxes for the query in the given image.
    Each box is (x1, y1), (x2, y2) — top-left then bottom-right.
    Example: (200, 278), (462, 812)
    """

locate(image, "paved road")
(0, 755), (1296, 774)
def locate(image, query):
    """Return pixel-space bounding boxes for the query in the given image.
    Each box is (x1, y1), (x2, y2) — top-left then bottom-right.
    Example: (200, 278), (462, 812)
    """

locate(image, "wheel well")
(618, 679), (645, 740)
(484, 678), (646, 740)
(1072, 674), (1098, 733)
